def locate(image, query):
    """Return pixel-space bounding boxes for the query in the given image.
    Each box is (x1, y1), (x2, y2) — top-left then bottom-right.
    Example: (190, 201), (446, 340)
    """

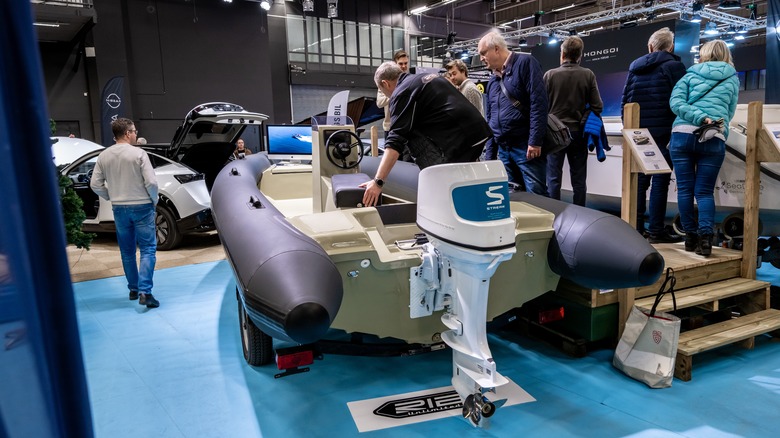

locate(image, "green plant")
(52, 118), (95, 249)
(58, 172), (95, 249)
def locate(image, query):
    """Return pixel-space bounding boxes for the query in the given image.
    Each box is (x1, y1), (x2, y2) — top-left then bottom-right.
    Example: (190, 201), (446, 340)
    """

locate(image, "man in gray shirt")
(91, 118), (160, 308)
(446, 59), (484, 117)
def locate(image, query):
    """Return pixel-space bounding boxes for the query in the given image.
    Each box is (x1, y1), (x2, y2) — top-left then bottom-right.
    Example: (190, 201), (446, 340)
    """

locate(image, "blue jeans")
(637, 134), (673, 235)
(498, 143), (548, 196)
(669, 132), (725, 236)
(113, 203), (157, 294)
(546, 133), (587, 206)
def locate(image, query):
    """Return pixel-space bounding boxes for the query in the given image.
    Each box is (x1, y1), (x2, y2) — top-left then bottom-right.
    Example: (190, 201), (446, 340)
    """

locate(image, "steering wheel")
(325, 130), (364, 169)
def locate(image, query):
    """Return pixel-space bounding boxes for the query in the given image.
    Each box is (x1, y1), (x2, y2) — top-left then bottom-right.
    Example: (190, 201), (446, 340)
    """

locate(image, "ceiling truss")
(446, 1), (767, 55)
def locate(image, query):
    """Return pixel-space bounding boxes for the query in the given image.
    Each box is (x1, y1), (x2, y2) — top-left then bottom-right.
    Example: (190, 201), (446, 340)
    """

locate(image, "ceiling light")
(223, 0), (232, 3)
(734, 34), (745, 40)
(34, 22), (61, 28)
(302, 0), (314, 12)
(260, 0), (270, 10)
(551, 4), (575, 12)
(327, 1), (337, 18)
(704, 21), (719, 35)
(409, 6), (429, 15)
(547, 32), (558, 45)
(518, 38), (528, 47)
(620, 17), (638, 28)
(690, 13), (702, 23)
(718, 0), (741, 9)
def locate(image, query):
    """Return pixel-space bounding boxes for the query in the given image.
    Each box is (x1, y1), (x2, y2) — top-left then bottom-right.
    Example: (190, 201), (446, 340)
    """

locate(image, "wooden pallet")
(674, 309), (780, 381)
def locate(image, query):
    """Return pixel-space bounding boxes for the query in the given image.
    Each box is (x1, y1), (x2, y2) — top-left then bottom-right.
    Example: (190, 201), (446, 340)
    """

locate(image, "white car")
(53, 136), (213, 250)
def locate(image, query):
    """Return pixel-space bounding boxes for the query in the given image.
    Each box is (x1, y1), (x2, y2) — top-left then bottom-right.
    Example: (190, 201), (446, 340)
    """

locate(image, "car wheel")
(155, 205), (182, 251)
(238, 291), (274, 366)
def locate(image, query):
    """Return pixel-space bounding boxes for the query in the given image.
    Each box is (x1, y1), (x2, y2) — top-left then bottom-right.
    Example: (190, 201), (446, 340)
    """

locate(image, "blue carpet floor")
(73, 261), (780, 437)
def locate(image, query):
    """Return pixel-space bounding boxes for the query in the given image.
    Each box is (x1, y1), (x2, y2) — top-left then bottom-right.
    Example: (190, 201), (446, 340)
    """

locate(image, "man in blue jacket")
(478, 31), (549, 196)
(621, 27), (687, 243)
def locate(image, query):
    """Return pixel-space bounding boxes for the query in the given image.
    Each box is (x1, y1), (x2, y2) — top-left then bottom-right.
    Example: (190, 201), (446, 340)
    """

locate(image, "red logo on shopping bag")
(652, 330), (662, 344)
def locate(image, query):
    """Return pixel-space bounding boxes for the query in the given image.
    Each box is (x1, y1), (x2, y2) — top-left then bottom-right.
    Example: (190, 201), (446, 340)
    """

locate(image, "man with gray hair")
(360, 61), (492, 207)
(479, 31), (549, 196)
(621, 27), (686, 243)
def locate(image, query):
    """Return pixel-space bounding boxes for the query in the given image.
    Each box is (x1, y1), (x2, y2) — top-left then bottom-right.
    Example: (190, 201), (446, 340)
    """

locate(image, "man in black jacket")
(544, 36), (603, 206)
(361, 61), (492, 207)
(621, 27), (687, 243)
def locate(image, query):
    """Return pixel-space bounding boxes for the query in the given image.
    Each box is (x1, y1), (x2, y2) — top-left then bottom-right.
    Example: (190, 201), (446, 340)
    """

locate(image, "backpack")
(498, 78), (572, 155)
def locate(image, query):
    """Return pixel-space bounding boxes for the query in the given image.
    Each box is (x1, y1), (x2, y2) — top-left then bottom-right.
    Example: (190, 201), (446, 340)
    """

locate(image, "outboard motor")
(411, 161), (515, 427)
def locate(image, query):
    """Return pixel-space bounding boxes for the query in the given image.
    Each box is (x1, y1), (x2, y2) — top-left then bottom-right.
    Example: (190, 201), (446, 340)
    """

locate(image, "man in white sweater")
(91, 118), (160, 308)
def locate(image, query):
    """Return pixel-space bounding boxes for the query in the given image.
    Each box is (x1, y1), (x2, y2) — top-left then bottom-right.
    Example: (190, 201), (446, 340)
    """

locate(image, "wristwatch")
(374, 177), (384, 188)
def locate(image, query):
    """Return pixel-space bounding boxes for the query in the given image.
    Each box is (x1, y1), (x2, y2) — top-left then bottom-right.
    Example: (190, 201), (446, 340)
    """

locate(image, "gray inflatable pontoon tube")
(211, 154), (343, 344)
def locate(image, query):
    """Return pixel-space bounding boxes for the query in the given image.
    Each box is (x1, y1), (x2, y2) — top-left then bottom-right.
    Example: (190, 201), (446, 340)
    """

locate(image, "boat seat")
(331, 173), (378, 208)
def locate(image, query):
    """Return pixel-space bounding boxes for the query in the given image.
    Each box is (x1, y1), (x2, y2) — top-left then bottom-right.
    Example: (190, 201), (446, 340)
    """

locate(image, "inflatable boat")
(211, 116), (664, 426)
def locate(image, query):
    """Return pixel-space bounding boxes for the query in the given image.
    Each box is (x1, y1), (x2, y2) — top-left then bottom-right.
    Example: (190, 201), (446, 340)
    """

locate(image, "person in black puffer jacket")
(621, 27), (687, 243)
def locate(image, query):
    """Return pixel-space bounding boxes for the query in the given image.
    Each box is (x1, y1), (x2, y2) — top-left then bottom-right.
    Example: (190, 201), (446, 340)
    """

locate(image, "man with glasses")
(91, 118), (160, 308)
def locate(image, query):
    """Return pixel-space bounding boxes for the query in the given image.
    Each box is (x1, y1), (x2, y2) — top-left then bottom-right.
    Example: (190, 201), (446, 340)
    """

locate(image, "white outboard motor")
(411, 161), (516, 427)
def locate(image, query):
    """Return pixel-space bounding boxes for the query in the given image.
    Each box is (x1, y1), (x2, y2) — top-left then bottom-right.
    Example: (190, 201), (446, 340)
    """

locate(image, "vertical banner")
(326, 90), (349, 125)
(768, 0), (780, 104)
(100, 76), (126, 146)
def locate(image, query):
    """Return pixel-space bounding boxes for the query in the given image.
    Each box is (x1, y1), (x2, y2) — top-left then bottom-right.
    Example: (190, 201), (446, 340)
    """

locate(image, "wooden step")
(635, 277), (770, 313)
(635, 244), (742, 299)
(674, 308), (780, 381)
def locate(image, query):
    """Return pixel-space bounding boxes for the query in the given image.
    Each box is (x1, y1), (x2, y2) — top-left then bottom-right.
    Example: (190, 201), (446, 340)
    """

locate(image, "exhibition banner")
(768, 0), (780, 104)
(100, 76), (126, 146)
(532, 20), (697, 116)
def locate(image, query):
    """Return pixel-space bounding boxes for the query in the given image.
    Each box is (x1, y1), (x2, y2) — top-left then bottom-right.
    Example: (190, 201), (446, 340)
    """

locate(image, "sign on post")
(621, 128), (671, 175)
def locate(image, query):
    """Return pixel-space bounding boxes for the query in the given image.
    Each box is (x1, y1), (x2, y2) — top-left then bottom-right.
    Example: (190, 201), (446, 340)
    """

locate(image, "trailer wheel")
(238, 293), (274, 366)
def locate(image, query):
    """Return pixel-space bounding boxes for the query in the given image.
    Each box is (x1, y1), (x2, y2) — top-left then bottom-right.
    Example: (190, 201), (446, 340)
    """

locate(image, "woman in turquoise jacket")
(669, 40), (739, 257)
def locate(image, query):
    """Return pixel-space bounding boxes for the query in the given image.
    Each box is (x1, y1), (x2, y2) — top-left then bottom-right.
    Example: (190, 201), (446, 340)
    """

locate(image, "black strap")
(687, 77), (729, 106)
(650, 267), (677, 316)
(498, 77), (523, 110)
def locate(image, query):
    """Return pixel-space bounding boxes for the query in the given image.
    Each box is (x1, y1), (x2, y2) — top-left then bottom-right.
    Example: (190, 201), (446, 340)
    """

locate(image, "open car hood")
(168, 102), (268, 190)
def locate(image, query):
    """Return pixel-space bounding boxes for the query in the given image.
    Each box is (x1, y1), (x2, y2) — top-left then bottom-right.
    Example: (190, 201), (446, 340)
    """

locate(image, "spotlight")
(690, 13), (702, 23)
(704, 21), (719, 35)
(447, 31), (457, 46)
(260, 0), (270, 10)
(747, 3), (757, 20)
(692, 1), (704, 12)
(223, 0), (232, 3)
(734, 34), (745, 40)
(302, 0), (314, 12)
(327, 1), (338, 18)
(547, 32), (558, 45)
(643, 0), (654, 7)
(518, 38), (528, 47)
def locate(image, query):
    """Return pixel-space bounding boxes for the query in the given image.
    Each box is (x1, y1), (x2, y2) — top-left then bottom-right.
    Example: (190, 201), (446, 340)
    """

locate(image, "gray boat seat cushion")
(331, 173), (378, 208)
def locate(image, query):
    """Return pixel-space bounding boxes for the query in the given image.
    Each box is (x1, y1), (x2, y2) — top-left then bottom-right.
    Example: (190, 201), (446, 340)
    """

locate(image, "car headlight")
(174, 173), (205, 184)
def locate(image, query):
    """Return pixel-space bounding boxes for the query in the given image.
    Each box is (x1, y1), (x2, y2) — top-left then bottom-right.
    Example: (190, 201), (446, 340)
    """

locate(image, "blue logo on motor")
(452, 182), (510, 222)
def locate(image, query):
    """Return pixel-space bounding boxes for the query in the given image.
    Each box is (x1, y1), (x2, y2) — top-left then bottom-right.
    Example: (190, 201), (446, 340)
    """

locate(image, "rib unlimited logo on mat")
(347, 379), (534, 432)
